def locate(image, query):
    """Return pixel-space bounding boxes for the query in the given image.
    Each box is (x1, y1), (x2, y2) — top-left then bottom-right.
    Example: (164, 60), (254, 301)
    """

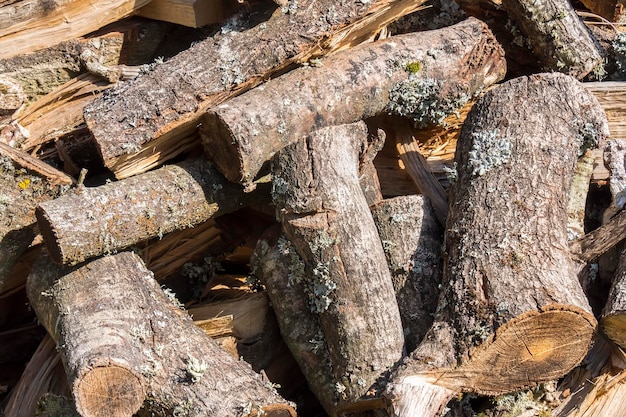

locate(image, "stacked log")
(4, 1), (626, 416)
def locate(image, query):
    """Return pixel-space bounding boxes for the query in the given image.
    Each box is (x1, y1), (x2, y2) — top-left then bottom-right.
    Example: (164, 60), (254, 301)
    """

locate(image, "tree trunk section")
(26, 251), (295, 417)
(201, 17), (506, 189)
(36, 157), (261, 265)
(252, 232), (342, 417)
(84, 0), (429, 179)
(502, 0), (603, 79)
(370, 195), (443, 353)
(385, 73), (604, 417)
(271, 122), (405, 405)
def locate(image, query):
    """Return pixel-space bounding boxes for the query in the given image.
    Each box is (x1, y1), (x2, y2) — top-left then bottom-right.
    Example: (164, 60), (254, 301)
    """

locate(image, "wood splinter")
(384, 73), (607, 417)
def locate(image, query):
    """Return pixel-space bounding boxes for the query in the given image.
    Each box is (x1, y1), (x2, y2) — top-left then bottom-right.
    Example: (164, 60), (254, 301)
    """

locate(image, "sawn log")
(384, 73), (606, 417)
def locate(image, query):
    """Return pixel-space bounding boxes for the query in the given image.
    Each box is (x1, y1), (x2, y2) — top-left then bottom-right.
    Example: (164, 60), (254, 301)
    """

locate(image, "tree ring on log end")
(458, 306), (596, 396)
(75, 365), (145, 417)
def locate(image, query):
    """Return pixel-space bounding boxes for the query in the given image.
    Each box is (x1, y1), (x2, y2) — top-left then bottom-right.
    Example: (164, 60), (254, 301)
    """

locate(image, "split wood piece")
(0, 76), (25, 117)
(252, 233), (343, 417)
(0, 154), (66, 293)
(370, 115), (449, 225)
(370, 195), (443, 353)
(137, 0), (223, 27)
(358, 129), (385, 207)
(4, 335), (69, 417)
(26, 251), (296, 417)
(271, 122), (405, 407)
(567, 151), (595, 241)
(384, 73), (605, 417)
(580, 0), (626, 22)
(83, 0), (431, 179)
(202, 17), (506, 190)
(0, 0), (151, 61)
(602, 247), (626, 349)
(36, 157), (260, 265)
(502, 0), (603, 78)
(140, 219), (222, 280)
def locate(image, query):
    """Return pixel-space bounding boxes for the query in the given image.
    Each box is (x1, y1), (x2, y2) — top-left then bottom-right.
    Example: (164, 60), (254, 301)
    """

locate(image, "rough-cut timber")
(502, 0), (603, 78)
(272, 122), (405, 407)
(370, 195), (443, 352)
(201, 17), (506, 190)
(384, 73), (605, 417)
(602, 247), (626, 349)
(0, 0), (151, 60)
(26, 251), (295, 417)
(84, 0), (429, 179)
(36, 157), (260, 265)
(137, 0), (223, 27)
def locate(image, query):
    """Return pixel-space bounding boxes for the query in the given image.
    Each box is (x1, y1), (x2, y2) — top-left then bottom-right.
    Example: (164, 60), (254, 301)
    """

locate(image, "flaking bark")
(201, 17), (506, 189)
(385, 73), (605, 417)
(27, 251), (295, 417)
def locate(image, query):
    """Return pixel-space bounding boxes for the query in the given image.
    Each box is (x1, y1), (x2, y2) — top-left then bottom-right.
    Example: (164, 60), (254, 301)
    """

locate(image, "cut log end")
(438, 307), (596, 395)
(385, 376), (456, 417)
(202, 112), (248, 186)
(75, 365), (144, 417)
(251, 404), (298, 417)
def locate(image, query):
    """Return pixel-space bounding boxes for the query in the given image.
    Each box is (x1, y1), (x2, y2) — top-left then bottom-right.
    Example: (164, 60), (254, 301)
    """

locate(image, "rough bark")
(252, 233), (341, 417)
(26, 251), (295, 417)
(570, 208), (626, 263)
(370, 195), (443, 353)
(384, 73), (604, 417)
(602, 247), (626, 349)
(502, 0), (603, 79)
(84, 0), (428, 179)
(0, 152), (66, 292)
(271, 122), (405, 406)
(201, 17), (506, 190)
(36, 157), (261, 265)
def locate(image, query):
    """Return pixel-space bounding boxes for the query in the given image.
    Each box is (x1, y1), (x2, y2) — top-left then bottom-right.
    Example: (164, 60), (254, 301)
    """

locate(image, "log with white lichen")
(501, 0), (603, 79)
(370, 195), (443, 353)
(252, 231), (342, 417)
(84, 0), (430, 179)
(26, 251), (296, 417)
(383, 73), (605, 417)
(200, 17), (506, 190)
(271, 121), (405, 410)
(36, 157), (263, 265)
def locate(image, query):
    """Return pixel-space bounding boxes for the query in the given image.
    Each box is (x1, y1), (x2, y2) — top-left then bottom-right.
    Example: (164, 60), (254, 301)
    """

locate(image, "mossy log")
(84, 0), (429, 179)
(370, 195), (443, 353)
(271, 122), (404, 408)
(201, 17), (505, 190)
(384, 73), (605, 417)
(26, 251), (296, 417)
(501, 0), (603, 79)
(36, 157), (260, 265)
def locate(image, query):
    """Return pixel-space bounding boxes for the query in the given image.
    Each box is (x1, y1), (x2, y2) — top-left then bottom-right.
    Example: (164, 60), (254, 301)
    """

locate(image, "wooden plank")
(0, 0), (151, 60)
(137, 0), (223, 28)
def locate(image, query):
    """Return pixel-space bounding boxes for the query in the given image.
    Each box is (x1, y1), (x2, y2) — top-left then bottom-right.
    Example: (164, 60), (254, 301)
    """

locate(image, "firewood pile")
(5, 0), (626, 416)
